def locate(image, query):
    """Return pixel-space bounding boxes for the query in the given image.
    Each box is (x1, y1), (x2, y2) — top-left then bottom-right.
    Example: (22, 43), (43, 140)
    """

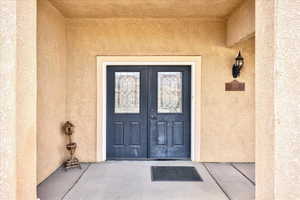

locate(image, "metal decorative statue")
(232, 51), (244, 78)
(63, 121), (81, 170)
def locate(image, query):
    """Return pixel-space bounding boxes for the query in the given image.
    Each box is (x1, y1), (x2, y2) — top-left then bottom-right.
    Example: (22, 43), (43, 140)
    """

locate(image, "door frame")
(96, 56), (202, 162)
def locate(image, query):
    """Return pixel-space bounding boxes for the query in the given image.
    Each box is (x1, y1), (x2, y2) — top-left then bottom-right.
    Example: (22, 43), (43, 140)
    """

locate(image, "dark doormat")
(151, 166), (203, 182)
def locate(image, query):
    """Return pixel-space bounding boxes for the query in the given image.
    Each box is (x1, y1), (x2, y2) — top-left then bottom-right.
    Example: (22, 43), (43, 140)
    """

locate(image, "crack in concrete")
(202, 163), (232, 200)
(231, 163), (255, 186)
(61, 163), (92, 200)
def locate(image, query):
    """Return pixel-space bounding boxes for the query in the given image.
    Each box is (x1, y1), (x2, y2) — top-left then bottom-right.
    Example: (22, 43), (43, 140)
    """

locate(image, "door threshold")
(148, 158), (191, 161)
(106, 158), (191, 161)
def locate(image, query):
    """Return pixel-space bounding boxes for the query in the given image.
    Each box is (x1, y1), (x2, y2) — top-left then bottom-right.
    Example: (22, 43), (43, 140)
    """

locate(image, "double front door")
(107, 65), (191, 160)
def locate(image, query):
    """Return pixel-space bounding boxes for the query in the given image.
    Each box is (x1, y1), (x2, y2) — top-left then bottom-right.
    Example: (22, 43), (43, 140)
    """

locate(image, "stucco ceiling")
(48, 0), (245, 18)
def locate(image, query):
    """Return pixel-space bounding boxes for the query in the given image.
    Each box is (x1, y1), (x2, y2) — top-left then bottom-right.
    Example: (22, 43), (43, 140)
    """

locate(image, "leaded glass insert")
(115, 72), (140, 113)
(158, 72), (182, 113)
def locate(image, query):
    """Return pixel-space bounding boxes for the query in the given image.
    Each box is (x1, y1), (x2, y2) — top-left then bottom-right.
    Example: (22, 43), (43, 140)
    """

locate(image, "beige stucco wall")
(256, 0), (300, 200)
(66, 18), (255, 163)
(37, 0), (67, 184)
(255, 0), (275, 198)
(0, 0), (37, 199)
(274, 1), (300, 199)
(0, 1), (17, 199)
(274, 1), (300, 198)
(16, 0), (37, 198)
(227, 0), (255, 47)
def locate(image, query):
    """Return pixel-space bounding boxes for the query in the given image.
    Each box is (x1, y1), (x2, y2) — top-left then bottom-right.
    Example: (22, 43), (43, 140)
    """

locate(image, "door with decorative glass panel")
(107, 66), (191, 160)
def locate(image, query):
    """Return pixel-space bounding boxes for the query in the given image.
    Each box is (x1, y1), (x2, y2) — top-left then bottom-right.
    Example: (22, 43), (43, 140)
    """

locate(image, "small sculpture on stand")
(63, 121), (81, 170)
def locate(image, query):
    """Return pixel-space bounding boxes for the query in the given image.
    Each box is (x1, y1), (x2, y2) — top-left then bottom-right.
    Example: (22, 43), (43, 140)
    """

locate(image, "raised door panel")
(128, 121), (141, 145)
(113, 122), (124, 145)
(157, 121), (167, 145)
(173, 121), (184, 145)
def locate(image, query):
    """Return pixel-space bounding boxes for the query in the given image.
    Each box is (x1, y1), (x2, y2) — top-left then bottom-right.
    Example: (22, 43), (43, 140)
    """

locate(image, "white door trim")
(97, 56), (201, 161)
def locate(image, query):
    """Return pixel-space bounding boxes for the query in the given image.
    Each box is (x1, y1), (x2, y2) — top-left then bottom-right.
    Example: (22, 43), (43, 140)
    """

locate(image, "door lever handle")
(150, 114), (157, 120)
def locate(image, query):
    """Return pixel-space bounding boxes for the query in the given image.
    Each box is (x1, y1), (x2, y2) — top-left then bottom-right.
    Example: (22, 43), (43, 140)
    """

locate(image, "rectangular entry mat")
(151, 166), (203, 182)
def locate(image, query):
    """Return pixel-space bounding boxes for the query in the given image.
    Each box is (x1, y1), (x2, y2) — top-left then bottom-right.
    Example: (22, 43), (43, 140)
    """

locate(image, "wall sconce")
(232, 51), (244, 78)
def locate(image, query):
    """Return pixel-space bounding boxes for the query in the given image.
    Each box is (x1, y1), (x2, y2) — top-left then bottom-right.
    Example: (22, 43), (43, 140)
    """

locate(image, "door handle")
(150, 114), (157, 120)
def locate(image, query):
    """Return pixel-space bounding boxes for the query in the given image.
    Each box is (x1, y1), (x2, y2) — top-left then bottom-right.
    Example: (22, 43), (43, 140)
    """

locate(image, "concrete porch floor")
(37, 161), (255, 200)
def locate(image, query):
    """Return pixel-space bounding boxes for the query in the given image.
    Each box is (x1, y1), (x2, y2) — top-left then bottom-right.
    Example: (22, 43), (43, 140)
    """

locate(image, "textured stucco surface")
(0, 0), (37, 199)
(227, 0), (255, 47)
(255, 0), (275, 198)
(256, 1), (300, 200)
(16, 0), (37, 199)
(66, 18), (255, 163)
(48, 0), (244, 19)
(37, 0), (68, 184)
(0, 1), (17, 199)
(273, 1), (300, 199)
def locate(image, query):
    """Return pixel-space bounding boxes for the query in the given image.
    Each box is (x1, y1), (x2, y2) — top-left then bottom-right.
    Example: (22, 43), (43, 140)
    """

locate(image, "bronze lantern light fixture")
(232, 51), (244, 78)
